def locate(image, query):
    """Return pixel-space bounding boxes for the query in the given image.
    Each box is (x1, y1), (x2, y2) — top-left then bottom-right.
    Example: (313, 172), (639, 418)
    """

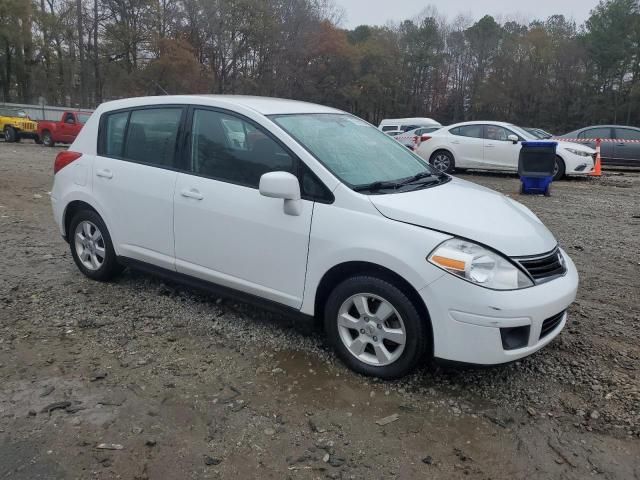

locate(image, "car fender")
(300, 195), (449, 316)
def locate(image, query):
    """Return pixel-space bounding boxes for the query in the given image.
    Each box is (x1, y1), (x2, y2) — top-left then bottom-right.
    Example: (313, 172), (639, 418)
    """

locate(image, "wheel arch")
(429, 148), (455, 161)
(313, 261), (433, 349)
(62, 199), (116, 246)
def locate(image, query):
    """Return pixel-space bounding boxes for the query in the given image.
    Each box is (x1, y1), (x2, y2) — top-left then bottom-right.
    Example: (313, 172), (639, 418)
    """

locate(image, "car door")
(92, 106), (184, 270)
(578, 127), (614, 163)
(61, 113), (76, 142)
(448, 125), (485, 167)
(69, 113), (83, 139)
(173, 107), (314, 309)
(613, 128), (640, 166)
(483, 125), (520, 171)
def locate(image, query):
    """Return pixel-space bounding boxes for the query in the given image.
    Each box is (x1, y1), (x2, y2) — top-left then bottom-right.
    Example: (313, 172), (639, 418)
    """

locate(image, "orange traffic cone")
(590, 138), (602, 177)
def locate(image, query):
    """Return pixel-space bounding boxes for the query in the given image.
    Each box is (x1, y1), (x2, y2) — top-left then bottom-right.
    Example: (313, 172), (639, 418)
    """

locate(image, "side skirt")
(117, 256), (315, 323)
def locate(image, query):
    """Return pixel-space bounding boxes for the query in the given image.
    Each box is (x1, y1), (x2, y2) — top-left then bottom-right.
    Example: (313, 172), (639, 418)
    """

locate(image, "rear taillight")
(420, 135), (432, 142)
(54, 151), (82, 174)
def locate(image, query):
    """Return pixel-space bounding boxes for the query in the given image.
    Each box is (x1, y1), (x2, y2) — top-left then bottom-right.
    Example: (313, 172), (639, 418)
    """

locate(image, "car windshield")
(271, 113), (445, 191)
(78, 113), (91, 124)
(508, 125), (537, 140)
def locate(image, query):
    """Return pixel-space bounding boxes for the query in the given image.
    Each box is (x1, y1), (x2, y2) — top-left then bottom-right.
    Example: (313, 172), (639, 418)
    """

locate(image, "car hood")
(369, 177), (557, 257)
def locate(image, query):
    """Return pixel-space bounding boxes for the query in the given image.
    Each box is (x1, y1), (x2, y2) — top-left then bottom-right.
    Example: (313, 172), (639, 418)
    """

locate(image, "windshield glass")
(78, 113), (91, 124)
(271, 113), (441, 188)
(508, 125), (536, 140)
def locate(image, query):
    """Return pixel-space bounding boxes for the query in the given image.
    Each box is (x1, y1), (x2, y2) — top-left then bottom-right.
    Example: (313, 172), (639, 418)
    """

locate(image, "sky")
(335, 0), (601, 28)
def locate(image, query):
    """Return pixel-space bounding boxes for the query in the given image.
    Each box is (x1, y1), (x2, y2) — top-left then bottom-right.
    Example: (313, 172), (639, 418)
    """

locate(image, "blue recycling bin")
(518, 141), (557, 196)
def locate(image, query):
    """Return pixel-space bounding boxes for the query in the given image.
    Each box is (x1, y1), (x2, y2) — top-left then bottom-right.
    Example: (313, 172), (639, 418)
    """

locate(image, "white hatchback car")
(52, 96), (578, 379)
(416, 121), (595, 179)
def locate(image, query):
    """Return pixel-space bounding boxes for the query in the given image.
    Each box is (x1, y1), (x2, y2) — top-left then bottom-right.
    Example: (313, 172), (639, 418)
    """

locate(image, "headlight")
(564, 148), (592, 157)
(428, 238), (533, 290)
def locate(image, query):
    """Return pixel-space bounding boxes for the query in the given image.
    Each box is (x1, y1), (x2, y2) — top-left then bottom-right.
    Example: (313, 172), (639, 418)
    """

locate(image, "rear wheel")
(324, 276), (429, 379)
(553, 156), (566, 181)
(429, 150), (455, 174)
(69, 210), (123, 281)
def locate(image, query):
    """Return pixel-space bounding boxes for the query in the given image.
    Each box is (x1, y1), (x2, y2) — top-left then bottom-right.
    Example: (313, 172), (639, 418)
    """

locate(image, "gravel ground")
(1, 142), (639, 479)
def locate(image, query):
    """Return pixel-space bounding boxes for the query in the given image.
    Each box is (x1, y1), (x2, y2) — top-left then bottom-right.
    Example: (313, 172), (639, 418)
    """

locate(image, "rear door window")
(381, 125), (398, 132)
(100, 107), (184, 169)
(579, 127), (612, 139)
(450, 125), (484, 138)
(123, 108), (183, 167)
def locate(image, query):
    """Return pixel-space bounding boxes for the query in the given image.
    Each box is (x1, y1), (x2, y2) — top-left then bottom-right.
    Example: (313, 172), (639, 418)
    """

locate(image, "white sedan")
(415, 121), (595, 179)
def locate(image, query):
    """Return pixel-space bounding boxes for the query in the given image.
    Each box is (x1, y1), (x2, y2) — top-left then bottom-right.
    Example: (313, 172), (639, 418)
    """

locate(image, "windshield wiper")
(398, 171), (438, 185)
(353, 180), (401, 193)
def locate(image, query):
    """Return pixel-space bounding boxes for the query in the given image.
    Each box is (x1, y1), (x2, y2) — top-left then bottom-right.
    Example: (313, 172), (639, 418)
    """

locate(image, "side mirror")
(259, 171), (302, 216)
(508, 134), (519, 144)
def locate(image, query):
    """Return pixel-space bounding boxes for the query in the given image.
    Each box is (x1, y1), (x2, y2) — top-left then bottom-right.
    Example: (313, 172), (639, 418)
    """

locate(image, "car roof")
(379, 117), (440, 125)
(575, 125), (639, 130)
(99, 95), (343, 116)
(446, 120), (515, 128)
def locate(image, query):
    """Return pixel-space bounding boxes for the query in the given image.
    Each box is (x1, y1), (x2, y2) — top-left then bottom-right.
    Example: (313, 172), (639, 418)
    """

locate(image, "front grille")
(19, 121), (37, 131)
(540, 311), (565, 339)
(515, 247), (566, 284)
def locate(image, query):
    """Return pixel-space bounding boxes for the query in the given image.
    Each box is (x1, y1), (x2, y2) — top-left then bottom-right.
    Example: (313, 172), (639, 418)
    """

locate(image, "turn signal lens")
(428, 238), (533, 290)
(54, 151), (82, 174)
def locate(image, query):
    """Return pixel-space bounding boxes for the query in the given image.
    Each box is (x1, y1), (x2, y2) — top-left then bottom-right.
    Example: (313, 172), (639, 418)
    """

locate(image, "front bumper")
(565, 154), (595, 175)
(419, 248), (578, 364)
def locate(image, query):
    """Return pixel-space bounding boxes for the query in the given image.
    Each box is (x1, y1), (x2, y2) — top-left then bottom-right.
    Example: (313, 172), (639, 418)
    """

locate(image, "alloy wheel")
(337, 293), (407, 366)
(74, 220), (106, 271)
(432, 153), (451, 172)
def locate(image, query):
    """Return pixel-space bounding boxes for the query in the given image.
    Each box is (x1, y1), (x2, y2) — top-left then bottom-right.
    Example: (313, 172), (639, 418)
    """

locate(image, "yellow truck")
(0, 107), (39, 143)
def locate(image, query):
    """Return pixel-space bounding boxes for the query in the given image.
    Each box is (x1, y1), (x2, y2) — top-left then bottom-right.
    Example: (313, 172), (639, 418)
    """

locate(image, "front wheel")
(324, 276), (429, 379)
(4, 127), (16, 143)
(429, 150), (455, 173)
(69, 210), (123, 281)
(553, 157), (566, 181)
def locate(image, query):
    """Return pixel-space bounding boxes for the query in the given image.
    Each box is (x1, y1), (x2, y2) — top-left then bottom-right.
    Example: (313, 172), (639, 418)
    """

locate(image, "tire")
(429, 150), (455, 174)
(69, 210), (123, 281)
(34, 135), (42, 144)
(42, 131), (55, 147)
(4, 127), (16, 143)
(553, 156), (566, 181)
(324, 275), (429, 379)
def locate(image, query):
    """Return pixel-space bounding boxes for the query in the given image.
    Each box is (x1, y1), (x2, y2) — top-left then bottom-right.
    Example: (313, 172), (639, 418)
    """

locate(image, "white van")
(51, 95), (577, 379)
(379, 117), (441, 133)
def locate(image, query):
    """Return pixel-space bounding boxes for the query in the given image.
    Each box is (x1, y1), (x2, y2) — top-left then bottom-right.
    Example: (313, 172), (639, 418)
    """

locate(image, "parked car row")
(414, 121), (596, 180)
(0, 107), (90, 146)
(381, 118), (640, 172)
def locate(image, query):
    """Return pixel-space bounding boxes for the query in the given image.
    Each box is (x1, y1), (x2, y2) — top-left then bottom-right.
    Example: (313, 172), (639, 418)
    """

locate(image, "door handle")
(180, 188), (204, 200)
(485, 144), (495, 148)
(451, 140), (460, 145)
(96, 169), (113, 179)
(616, 143), (625, 147)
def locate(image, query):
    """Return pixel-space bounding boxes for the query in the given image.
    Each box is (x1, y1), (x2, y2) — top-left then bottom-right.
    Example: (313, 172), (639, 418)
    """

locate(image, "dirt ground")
(0, 142), (639, 480)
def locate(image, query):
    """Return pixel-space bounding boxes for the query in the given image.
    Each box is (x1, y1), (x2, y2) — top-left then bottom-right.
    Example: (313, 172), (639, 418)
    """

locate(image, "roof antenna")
(151, 80), (169, 95)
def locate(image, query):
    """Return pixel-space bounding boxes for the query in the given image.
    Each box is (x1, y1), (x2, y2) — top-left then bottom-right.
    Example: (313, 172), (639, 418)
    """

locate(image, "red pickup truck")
(38, 111), (92, 147)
